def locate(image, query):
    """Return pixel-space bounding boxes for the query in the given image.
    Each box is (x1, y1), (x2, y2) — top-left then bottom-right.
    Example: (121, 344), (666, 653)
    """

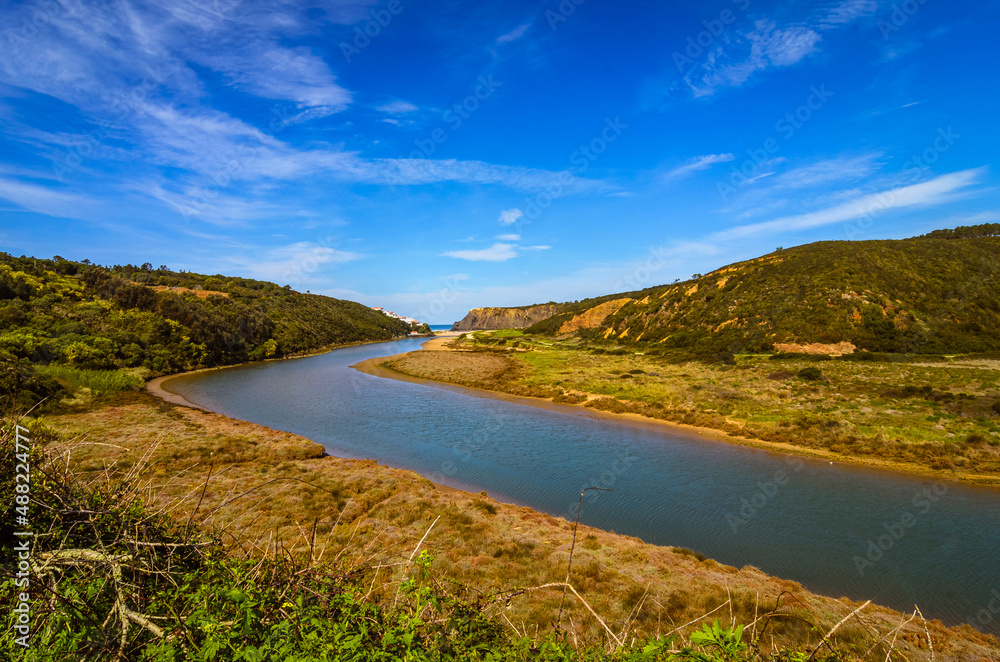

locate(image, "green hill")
(522, 225), (1000, 357)
(0, 254), (411, 410)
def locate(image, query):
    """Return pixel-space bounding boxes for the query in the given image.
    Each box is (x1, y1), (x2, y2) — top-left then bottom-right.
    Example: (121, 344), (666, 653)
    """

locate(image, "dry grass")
(35, 391), (1000, 659)
(386, 349), (520, 385)
(148, 285), (229, 298)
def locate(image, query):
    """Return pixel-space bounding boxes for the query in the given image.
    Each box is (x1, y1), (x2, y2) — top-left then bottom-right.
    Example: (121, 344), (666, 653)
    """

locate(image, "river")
(162, 337), (1000, 635)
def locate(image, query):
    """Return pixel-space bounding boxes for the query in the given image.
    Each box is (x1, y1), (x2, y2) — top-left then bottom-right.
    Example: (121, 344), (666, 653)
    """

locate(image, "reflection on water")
(165, 338), (1000, 634)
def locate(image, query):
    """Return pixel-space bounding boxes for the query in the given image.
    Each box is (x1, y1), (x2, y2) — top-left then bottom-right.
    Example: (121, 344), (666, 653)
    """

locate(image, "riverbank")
(38, 389), (1000, 659)
(359, 332), (1000, 487)
(147, 334), (417, 409)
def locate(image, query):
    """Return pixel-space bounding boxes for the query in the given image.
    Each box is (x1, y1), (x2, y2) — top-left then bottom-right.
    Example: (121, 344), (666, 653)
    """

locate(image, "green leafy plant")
(675, 619), (747, 661)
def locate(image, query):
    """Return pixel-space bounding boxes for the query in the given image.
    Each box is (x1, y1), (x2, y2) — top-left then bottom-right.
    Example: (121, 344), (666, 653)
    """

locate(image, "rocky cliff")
(451, 304), (563, 331)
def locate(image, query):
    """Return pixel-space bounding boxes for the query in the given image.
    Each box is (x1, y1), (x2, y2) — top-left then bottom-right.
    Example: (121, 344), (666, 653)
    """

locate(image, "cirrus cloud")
(442, 241), (550, 262)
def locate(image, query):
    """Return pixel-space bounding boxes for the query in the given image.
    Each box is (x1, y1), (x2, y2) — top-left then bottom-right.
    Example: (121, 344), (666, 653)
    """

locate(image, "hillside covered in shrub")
(519, 226), (1000, 358)
(0, 254), (411, 411)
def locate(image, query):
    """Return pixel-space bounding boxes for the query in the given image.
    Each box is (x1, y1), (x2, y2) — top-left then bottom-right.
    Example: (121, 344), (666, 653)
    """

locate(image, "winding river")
(163, 337), (1000, 635)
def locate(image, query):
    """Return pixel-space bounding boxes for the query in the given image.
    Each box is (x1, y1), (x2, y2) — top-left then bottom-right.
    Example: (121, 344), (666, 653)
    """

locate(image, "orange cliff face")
(450, 304), (563, 331)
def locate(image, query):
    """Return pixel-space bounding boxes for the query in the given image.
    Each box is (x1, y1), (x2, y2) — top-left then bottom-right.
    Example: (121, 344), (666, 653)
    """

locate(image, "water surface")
(165, 338), (1000, 634)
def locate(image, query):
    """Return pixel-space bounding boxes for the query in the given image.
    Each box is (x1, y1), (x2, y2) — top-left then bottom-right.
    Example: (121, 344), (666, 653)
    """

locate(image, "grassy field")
(381, 332), (1000, 483)
(30, 390), (999, 659)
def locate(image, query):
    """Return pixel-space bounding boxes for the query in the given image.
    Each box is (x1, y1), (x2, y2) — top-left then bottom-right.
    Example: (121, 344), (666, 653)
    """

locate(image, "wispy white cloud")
(679, 0), (886, 99)
(0, 0), (615, 230)
(226, 240), (362, 284)
(443, 242), (520, 262)
(0, 176), (107, 220)
(820, 0), (879, 27)
(686, 21), (821, 97)
(442, 239), (550, 262)
(496, 23), (531, 45)
(281, 106), (346, 126)
(338, 158), (605, 192)
(718, 155), (880, 219)
(377, 100), (419, 114)
(141, 181), (290, 226)
(767, 154), (881, 189)
(715, 168), (985, 240)
(663, 154), (735, 180)
(204, 47), (351, 111)
(498, 208), (524, 225)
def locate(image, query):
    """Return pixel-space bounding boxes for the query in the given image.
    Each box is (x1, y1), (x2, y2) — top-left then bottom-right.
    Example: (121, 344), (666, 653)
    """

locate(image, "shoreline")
(146, 335), (415, 409)
(133, 335), (1000, 643)
(353, 343), (1000, 489)
(146, 332), (469, 495)
(47, 390), (1000, 653)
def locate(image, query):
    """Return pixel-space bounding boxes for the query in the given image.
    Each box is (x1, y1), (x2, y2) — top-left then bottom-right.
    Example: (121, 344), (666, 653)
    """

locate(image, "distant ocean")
(429, 324), (452, 331)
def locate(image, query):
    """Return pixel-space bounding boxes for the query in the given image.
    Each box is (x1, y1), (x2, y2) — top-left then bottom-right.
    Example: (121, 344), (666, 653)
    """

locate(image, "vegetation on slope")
(5, 401), (995, 660)
(0, 254), (411, 412)
(522, 228), (1000, 358)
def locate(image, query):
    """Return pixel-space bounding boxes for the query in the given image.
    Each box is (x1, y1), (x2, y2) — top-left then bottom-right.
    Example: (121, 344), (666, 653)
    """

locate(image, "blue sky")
(0, 0), (998, 323)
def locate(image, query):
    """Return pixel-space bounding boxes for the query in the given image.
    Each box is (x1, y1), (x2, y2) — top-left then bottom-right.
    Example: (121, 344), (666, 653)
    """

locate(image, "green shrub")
(34, 364), (144, 395)
(797, 367), (824, 381)
(0, 353), (65, 412)
(673, 547), (707, 562)
(472, 500), (497, 515)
